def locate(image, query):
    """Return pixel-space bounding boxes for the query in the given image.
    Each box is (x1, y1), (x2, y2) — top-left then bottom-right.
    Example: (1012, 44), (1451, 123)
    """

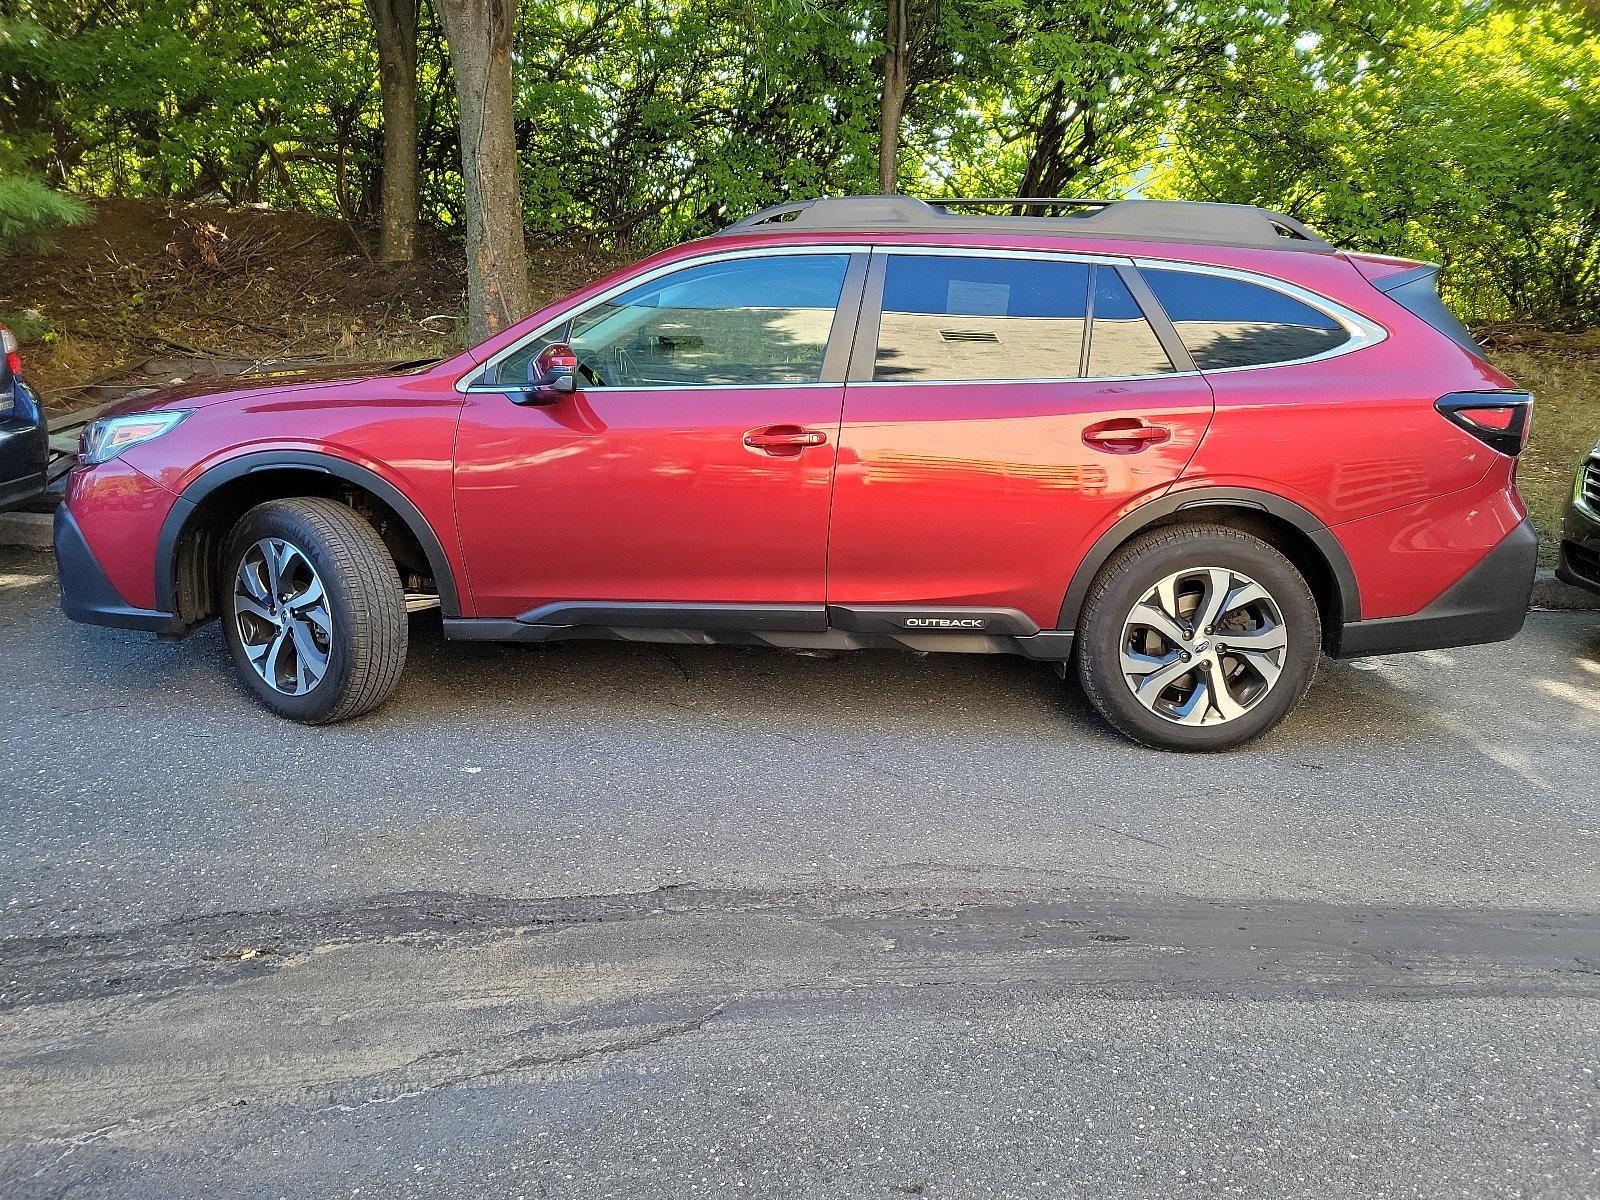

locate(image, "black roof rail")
(717, 194), (1333, 252)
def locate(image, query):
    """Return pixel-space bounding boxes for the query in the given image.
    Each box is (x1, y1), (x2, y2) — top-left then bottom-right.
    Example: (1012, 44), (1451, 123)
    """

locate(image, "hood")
(95, 361), (432, 420)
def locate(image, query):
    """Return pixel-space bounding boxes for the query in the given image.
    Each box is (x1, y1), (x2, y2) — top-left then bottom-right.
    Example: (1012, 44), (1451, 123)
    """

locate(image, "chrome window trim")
(458, 242), (1387, 393)
(1133, 257), (1388, 373)
(456, 243), (865, 394)
(847, 371), (1204, 389)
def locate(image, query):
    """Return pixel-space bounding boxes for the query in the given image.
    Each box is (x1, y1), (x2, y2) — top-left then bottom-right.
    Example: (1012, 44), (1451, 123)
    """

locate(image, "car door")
(453, 247), (867, 619)
(826, 249), (1215, 631)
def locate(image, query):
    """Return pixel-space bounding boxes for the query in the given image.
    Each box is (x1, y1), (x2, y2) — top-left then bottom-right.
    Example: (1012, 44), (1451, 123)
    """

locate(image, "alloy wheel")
(1118, 565), (1288, 727)
(232, 538), (333, 696)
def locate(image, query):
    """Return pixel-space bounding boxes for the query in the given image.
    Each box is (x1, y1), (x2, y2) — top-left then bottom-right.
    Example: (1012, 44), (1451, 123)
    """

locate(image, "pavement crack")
(316, 1003), (728, 1116)
(1083, 821), (1365, 901)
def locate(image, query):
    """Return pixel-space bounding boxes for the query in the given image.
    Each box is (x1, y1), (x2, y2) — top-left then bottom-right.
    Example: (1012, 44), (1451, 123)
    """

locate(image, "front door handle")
(1083, 418), (1172, 454)
(743, 425), (829, 457)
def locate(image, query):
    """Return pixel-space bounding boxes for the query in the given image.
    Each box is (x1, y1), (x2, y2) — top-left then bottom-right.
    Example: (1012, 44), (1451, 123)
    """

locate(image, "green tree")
(1157, 0), (1600, 325)
(0, 173), (88, 253)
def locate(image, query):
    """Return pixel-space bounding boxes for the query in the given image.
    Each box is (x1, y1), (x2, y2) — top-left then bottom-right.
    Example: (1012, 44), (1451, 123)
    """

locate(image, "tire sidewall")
(222, 505), (361, 723)
(1077, 530), (1321, 751)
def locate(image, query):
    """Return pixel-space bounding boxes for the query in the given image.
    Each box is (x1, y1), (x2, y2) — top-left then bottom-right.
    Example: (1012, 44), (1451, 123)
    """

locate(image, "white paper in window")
(946, 280), (1010, 316)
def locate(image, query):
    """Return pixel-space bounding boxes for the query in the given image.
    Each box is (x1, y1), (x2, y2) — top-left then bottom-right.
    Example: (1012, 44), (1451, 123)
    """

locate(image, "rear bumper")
(1332, 518), (1537, 657)
(54, 504), (186, 635)
(0, 380), (49, 511)
(1555, 489), (1600, 595)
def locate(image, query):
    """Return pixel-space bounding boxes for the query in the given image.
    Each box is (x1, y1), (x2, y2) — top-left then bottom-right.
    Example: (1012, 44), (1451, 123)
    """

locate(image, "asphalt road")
(1, 545), (1597, 1198)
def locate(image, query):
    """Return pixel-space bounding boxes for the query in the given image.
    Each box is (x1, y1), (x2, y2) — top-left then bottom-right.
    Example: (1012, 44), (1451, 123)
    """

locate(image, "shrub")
(0, 175), (89, 254)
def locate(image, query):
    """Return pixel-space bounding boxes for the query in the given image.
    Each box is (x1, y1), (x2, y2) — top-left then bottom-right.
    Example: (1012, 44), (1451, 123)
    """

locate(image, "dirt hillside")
(0, 199), (621, 407)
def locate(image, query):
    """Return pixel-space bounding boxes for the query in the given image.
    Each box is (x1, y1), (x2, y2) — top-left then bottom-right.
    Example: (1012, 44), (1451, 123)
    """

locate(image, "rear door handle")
(743, 425), (829, 457)
(1083, 418), (1172, 454)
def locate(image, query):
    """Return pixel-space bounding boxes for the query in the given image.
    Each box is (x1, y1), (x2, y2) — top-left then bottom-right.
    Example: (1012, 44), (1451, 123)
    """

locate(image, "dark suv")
(0, 325), (49, 511)
(53, 196), (1537, 750)
(1558, 440), (1600, 594)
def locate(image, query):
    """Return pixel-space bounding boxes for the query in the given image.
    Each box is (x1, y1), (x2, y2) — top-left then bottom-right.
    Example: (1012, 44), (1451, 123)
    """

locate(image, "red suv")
(54, 196), (1536, 750)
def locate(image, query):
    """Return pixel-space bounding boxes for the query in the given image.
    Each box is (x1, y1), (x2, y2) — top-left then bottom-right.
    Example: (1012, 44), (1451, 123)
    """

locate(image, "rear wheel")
(1075, 525), (1321, 751)
(221, 498), (407, 724)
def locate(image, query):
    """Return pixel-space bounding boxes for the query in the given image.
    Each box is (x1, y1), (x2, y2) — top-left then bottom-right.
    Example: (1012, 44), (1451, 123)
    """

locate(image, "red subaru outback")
(54, 196), (1536, 750)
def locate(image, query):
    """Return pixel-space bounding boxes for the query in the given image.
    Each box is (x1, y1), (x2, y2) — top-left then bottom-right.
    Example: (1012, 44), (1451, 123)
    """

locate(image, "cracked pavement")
(1, 547), (1598, 1197)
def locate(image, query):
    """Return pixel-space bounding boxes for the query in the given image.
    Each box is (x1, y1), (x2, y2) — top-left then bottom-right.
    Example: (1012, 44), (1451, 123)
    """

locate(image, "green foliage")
(1153, 0), (1600, 326)
(915, 1), (1289, 201)
(511, 0), (882, 247)
(1, 0), (1596, 325)
(1, 0), (388, 217)
(0, 172), (88, 253)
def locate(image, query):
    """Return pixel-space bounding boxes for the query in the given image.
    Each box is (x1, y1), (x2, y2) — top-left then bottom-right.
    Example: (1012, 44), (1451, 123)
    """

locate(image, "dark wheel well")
(1138, 508), (1342, 647)
(1067, 503), (1351, 654)
(168, 468), (437, 627)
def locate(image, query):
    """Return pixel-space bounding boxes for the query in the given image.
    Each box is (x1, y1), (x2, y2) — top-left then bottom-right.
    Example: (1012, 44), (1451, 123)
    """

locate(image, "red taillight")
(0, 326), (18, 376)
(1453, 406), (1517, 432)
(1435, 391), (1532, 456)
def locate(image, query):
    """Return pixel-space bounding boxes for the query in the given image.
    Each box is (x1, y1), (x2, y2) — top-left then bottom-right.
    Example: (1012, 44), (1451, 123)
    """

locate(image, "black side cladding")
(1374, 265), (1481, 353)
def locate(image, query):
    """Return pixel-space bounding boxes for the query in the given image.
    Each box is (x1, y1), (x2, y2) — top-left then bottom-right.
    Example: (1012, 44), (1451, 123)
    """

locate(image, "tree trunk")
(367, 0), (420, 263)
(436, 0), (532, 342)
(878, 0), (910, 194)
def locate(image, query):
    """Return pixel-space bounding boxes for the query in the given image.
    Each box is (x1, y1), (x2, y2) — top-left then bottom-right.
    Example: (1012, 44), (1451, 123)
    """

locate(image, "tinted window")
(875, 255), (1089, 382)
(1143, 268), (1350, 369)
(1087, 268), (1173, 377)
(500, 254), (850, 388)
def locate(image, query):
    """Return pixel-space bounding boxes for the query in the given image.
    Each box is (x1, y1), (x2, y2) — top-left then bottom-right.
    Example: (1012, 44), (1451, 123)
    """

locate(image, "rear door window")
(1087, 268), (1173, 377)
(1142, 267), (1350, 369)
(874, 255), (1089, 382)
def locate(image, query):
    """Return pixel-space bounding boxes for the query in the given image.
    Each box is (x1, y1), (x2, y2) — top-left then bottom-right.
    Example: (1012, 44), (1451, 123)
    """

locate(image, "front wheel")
(221, 497), (408, 724)
(1075, 525), (1322, 751)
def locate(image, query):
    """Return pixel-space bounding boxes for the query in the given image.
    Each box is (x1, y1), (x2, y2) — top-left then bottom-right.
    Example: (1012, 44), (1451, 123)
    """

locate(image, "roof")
(717, 195), (1334, 253)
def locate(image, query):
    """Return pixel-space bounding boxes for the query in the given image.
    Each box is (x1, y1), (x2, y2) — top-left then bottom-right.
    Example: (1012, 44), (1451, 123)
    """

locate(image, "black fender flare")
(1054, 487), (1361, 632)
(155, 450), (463, 618)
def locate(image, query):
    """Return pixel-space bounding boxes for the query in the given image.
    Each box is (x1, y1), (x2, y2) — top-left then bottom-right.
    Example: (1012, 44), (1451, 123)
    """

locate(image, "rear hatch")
(1346, 254), (1533, 459)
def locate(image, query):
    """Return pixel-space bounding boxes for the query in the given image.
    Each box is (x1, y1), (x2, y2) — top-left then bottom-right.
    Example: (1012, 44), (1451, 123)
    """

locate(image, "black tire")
(1075, 524), (1321, 752)
(221, 497), (407, 724)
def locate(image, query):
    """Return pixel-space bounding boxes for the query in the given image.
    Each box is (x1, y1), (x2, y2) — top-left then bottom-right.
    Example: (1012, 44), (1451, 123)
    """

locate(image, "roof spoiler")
(1369, 263), (1482, 354)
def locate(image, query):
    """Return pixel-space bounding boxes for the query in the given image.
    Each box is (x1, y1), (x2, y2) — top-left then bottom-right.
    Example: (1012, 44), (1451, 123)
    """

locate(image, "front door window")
(496, 254), (851, 389)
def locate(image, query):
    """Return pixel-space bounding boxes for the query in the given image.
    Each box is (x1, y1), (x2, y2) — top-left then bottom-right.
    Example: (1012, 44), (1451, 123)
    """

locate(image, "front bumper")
(1333, 518), (1538, 657)
(1555, 476), (1600, 595)
(54, 504), (186, 635)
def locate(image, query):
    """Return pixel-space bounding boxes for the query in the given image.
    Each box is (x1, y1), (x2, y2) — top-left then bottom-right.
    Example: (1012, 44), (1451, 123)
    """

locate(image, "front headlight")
(79, 410), (191, 466)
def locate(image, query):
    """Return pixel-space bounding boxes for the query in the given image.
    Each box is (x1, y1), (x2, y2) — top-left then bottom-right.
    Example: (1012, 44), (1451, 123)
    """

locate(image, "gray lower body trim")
(446, 601), (1074, 660)
(54, 505), (187, 636)
(515, 601), (827, 631)
(1333, 520), (1537, 657)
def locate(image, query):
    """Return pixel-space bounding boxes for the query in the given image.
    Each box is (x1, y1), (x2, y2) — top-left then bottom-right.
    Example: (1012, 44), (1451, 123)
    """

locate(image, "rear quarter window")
(1142, 268), (1351, 370)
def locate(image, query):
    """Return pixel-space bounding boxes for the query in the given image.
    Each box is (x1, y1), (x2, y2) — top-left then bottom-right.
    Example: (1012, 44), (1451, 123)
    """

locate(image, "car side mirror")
(514, 343), (580, 406)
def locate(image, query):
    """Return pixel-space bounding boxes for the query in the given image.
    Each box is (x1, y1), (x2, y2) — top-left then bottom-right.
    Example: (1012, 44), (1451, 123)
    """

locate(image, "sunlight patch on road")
(0, 569), (50, 593)
(1532, 678), (1600, 725)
